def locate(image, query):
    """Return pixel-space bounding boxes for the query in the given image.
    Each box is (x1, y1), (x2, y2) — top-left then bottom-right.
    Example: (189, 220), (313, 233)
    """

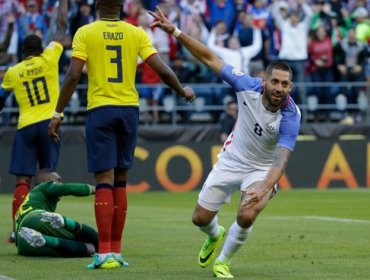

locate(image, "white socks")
(199, 216), (220, 239)
(218, 221), (253, 263)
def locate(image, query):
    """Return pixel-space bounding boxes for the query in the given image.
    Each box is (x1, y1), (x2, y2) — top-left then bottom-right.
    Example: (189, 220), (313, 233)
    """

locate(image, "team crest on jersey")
(265, 124), (276, 135)
(231, 68), (245, 76)
(46, 42), (54, 49)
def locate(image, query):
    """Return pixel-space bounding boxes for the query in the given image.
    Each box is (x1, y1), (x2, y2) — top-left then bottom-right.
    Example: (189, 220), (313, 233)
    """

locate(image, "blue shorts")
(9, 120), (60, 176)
(86, 106), (139, 173)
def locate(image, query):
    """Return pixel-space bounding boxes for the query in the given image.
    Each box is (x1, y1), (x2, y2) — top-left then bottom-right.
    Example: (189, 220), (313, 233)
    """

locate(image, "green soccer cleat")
(18, 227), (46, 247)
(113, 253), (129, 267)
(198, 226), (226, 268)
(213, 260), (234, 278)
(87, 253), (121, 269)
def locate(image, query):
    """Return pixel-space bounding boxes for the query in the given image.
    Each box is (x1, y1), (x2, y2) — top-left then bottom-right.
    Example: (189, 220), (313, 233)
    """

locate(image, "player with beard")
(149, 6), (301, 279)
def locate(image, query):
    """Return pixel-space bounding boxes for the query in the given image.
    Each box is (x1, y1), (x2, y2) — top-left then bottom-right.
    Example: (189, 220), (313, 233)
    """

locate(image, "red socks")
(12, 182), (30, 219)
(94, 184), (114, 254)
(111, 181), (127, 253)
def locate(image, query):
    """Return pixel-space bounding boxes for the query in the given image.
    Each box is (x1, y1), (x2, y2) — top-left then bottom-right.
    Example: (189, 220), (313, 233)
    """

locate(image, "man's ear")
(261, 75), (266, 87)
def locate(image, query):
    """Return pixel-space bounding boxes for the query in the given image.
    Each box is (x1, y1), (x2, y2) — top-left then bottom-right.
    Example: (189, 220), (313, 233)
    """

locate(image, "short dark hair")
(266, 62), (293, 81)
(96, 0), (123, 10)
(23, 34), (43, 55)
(33, 168), (59, 186)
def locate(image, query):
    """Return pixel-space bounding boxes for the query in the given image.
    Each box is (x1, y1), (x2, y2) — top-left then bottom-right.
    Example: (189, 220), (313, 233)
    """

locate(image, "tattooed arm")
(242, 147), (292, 208)
(263, 146), (291, 188)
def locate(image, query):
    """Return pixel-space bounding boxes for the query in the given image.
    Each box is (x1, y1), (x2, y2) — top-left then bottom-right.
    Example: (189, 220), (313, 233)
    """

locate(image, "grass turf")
(0, 189), (369, 280)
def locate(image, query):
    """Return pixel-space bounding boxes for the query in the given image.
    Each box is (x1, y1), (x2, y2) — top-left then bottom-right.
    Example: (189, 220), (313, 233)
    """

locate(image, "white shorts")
(198, 153), (270, 212)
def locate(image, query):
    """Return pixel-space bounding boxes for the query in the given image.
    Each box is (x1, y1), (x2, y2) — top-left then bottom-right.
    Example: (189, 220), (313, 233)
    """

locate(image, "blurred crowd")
(0, 0), (369, 125)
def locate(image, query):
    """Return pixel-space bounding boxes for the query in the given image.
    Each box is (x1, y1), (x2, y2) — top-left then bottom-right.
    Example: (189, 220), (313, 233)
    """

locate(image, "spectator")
(122, 0), (143, 26)
(307, 25), (336, 120)
(212, 19), (230, 47)
(351, 6), (370, 44)
(219, 99), (237, 142)
(18, 0), (48, 47)
(207, 0), (236, 31)
(359, 39), (370, 85)
(137, 12), (162, 125)
(330, 9), (352, 47)
(310, 0), (333, 34)
(0, 12), (15, 67)
(333, 28), (365, 113)
(179, 0), (208, 35)
(0, 1), (19, 65)
(236, 11), (269, 76)
(207, 24), (262, 75)
(272, 0), (312, 105)
(181, 21), (211, 83)
(70, 0), (95, 37)
(247, 0), (270, 30)
(171, 54), (195, 124)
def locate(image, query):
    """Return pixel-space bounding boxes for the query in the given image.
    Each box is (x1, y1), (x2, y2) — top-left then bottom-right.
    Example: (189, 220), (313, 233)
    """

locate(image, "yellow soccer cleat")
(198, 226), (226, 268)
(213, 259), (234, 278)
(87, 253), (121, 269)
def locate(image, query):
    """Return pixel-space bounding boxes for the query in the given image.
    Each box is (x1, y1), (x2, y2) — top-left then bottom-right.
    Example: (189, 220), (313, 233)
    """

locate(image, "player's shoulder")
(42, 41), (63, 55)
(221, 64), (263, 93)
(281, 96), (301, 122)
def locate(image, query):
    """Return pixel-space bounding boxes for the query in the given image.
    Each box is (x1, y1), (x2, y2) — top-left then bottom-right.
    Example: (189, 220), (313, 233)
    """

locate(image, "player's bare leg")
(214, 182), (276, 278)
(193, 204), (226, 268)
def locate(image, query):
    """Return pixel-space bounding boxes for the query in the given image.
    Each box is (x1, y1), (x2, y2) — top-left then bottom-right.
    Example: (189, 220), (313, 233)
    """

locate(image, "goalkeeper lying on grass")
(14, 169), (98, 258)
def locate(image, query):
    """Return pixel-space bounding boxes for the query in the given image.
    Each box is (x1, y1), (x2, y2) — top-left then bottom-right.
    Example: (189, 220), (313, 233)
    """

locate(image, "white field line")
(0, 275), (16, 280)
(265, 215), (370, 224)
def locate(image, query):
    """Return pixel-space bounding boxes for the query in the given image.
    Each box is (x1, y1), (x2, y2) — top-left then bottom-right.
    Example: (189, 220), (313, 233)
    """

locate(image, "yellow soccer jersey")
(1, 41), (63, 129)
(72, 19), (157, 110)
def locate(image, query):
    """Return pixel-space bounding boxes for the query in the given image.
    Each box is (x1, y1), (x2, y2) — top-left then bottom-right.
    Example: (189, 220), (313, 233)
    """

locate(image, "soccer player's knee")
(236, 211), (256, 228)
(192, 212), (208, 227)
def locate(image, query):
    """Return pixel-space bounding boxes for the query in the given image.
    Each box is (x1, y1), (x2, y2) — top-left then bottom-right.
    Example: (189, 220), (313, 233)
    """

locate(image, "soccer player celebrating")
(0, 0), (68, 243)
(48, 0), (195, 269)
(149, 6), (301, 279)
(15, 169), (99, 258)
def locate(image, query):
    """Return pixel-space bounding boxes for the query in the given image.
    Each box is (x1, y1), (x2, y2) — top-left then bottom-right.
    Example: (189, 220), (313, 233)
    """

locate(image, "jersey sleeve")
(137, 27), (158, 62)
(41, 41), (63, 65)
(277, 100), (301, 151)
(71, 27), (87, 61)
(220, 64), (263, 93)
(41, 182), (93, 198)
(1, 67), (14, 92)
(0, 86), (11, 99)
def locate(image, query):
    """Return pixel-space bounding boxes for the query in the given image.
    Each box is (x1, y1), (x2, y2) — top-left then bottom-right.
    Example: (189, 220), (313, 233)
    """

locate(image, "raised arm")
(148, 6), (225, 74)
(240, 28), (262, 61)
(53, 0), (68, 43)
(0, 13), (15, 51)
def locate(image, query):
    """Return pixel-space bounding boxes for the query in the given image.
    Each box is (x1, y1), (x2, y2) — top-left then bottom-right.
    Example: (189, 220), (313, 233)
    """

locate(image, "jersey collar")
(99, 18), (120, 21)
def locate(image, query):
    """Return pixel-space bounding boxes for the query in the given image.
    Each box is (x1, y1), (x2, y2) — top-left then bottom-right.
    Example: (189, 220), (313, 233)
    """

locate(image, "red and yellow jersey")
(1, 41), (63, 129)
(72, 19), (157, 110)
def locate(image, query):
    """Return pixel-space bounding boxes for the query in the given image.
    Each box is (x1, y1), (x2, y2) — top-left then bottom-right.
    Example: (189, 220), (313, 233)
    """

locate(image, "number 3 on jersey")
(106, 45), (123, 83)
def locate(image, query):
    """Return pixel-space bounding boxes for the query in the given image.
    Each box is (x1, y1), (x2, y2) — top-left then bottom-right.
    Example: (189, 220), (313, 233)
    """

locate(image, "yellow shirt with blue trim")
(1, 41), (63, 129)
(72, 19), (158, 110)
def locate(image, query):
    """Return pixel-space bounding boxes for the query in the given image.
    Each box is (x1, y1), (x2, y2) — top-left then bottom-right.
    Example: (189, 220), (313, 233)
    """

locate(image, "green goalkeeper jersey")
(14, 181), (93, 231)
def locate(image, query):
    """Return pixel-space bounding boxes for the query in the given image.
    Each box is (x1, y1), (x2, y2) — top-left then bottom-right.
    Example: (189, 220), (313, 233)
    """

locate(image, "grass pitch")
(0, 189), (369, 280)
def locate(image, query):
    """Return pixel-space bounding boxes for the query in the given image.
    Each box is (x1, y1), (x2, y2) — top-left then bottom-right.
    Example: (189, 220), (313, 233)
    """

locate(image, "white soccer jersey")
(219, 65), (301, 170)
